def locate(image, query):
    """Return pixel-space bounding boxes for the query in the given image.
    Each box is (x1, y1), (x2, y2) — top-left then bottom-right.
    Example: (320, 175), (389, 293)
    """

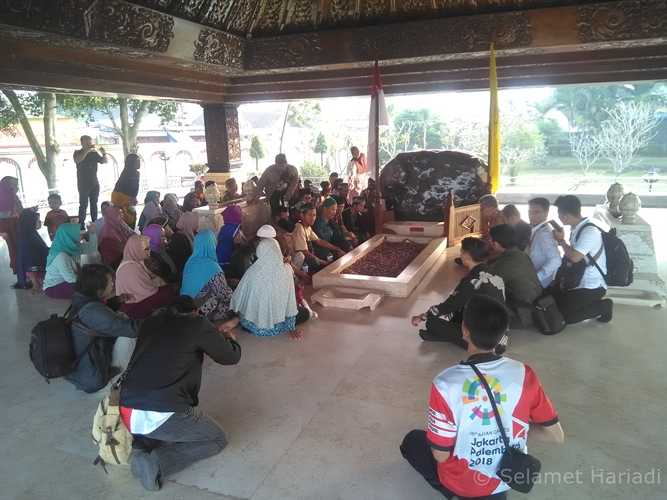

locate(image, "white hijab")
(231, 238), (297, 329)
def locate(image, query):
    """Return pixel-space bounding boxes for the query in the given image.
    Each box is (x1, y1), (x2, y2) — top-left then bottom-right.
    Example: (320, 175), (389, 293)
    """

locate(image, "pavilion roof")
(1, 0), (667, 103)
(126, 0), (600, 38)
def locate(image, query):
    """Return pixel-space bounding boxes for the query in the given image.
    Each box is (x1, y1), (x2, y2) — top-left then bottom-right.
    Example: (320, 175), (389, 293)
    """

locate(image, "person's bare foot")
(288, 329), (304, 340)
(218, 316), (240, 333)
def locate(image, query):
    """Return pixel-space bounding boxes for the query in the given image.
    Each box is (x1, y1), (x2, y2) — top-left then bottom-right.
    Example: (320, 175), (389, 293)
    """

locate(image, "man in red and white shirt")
(401, 295), (565, 499)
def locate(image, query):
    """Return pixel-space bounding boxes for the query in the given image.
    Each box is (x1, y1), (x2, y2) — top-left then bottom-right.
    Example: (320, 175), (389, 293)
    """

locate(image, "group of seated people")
(415, 193), (614, 353)
(4, 168), (613, 495)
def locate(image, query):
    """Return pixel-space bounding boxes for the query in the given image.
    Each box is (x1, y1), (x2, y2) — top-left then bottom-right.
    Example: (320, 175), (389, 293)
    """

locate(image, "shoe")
(131, 450), (162, 491)
(11, 281), (32, 290)
(419, 330), (447, 342)
(597, 299), (613, 323)
(494, 334), (509, 356)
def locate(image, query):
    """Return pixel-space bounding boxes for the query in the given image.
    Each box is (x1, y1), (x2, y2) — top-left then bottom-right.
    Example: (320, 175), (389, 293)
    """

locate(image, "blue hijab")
(181, 229), (223, 297)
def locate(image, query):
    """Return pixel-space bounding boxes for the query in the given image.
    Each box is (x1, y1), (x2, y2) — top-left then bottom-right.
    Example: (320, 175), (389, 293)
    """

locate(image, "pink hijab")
(115, 235), (158, 304)
(100, 206), (134, 245)
(176, 211), (199, 244)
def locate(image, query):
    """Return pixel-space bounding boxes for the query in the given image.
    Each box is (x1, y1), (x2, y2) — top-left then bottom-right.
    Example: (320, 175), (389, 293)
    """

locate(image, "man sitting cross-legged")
(412, 237), (507, 353)
(401, 294), (565, 500)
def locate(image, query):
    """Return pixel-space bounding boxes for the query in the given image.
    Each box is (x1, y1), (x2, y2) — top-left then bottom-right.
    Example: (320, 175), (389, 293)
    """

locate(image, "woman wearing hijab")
(169, 211), (198, 274)
(162, 193), (182, 230)
(112, 154), (141, 228)
(0, 176), (24, 287)
(217, 205), (244, 267)
(138, 191), (162, 232)
(98, 206), (135, 269)
(181, 230), (234, 324)
(230, 237), (300, 339)
(17, 207), (49, 292)
(116, 235), (176, 319)
(143, 223), (178, 284)
(43, 222), (98, 299)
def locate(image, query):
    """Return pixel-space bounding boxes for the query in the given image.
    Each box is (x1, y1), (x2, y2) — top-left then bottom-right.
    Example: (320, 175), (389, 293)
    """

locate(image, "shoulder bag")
(91, 332), (154, 471)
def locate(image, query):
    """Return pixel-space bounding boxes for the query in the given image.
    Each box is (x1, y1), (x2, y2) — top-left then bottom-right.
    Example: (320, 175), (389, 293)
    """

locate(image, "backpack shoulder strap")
(577, 223), (607, 283)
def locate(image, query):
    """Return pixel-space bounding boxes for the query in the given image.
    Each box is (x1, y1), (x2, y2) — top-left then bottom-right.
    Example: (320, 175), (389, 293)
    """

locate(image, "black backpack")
(580, 223), (634, 287)
(29, 306), (93, 381)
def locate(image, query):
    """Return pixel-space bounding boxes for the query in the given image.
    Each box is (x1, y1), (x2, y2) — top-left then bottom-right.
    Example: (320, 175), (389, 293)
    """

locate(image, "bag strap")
(466, 362), (511, 451)
(68, 303), (98, 369)
(570, 222), (606, 283)
(109, 328), (155, 406)
(578, 223), (607, 284)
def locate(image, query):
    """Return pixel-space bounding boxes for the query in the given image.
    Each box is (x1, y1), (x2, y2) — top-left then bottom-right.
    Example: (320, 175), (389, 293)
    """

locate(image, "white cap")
(257, 224), (277, 238)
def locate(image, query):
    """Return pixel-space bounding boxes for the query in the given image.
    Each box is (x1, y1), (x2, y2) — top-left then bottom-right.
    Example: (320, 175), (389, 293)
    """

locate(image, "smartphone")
(548, 219), (562, 232)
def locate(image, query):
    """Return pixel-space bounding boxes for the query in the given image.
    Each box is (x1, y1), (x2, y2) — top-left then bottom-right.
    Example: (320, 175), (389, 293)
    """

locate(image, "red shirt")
(427, 355), (558, 497)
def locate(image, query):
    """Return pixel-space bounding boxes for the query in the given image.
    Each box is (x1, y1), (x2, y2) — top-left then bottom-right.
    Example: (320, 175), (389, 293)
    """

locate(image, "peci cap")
(257, 224), (277, 238)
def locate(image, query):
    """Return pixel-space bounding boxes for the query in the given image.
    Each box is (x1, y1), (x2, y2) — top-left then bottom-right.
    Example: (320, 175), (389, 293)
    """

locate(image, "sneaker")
(494, 334), (509, 356)
(419, 330), (447, 342)
(597, 299), (613, 323)
(130, 449), (162, 491)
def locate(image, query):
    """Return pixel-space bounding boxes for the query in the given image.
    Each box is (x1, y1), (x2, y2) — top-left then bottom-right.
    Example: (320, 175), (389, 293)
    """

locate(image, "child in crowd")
(401, 294), (564, 499)
(44, 193), (70, 241)
(292, 203), (343, 274)
(319, 181), (331, 204)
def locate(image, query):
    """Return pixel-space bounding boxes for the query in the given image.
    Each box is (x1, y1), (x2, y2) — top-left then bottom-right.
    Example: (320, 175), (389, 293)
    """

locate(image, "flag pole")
(374, 74), (380, 184)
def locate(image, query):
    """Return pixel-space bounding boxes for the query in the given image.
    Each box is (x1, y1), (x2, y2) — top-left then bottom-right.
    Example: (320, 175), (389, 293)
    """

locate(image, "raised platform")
(312, 234), (448, 298)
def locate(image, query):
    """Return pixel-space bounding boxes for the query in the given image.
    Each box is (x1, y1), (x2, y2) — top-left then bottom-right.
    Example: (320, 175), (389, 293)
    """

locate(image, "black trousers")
(78, 180), (100, 227)
(551, 286), (606, 324)
(400, 430), (507, 500)
(425, 316), (468, 349)
(269, 189), (288, 217)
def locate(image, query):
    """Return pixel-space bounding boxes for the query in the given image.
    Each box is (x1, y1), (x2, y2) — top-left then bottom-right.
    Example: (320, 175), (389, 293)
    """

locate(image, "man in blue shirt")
(527, 198), (561, 288)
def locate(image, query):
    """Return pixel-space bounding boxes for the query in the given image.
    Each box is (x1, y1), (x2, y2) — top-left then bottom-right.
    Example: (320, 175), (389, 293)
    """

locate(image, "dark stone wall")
(379, 150), (490, 222)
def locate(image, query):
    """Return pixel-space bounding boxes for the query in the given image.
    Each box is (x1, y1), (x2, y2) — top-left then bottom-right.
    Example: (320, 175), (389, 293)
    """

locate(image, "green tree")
(538, 83), (665, 132)
(393, 108), (445, 150)
(279, 100), (321, 153)
(249, 135), (265, 170)
(300, 160), (327, 181)
(313, 132), (328, 167)
(1, 90), (60, 189)
(502, 121), (546, 181)
(60, 96), (176, 157)
(536, 117), (565, 156)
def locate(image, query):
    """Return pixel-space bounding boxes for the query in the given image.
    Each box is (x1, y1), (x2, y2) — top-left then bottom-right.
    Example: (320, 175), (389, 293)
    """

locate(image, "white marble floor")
(1, 242), (665, 500)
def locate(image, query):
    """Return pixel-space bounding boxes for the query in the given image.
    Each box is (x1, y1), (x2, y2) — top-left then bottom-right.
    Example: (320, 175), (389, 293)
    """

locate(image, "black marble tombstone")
(379, 150), (490, 222)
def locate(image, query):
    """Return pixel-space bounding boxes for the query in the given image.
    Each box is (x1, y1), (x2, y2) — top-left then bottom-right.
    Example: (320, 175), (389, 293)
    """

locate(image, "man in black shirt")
(120, 296), (242, 491)
(73, 135), (106, 228)
(488, 224), (543, 326)
(412, 237), (506, 351)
